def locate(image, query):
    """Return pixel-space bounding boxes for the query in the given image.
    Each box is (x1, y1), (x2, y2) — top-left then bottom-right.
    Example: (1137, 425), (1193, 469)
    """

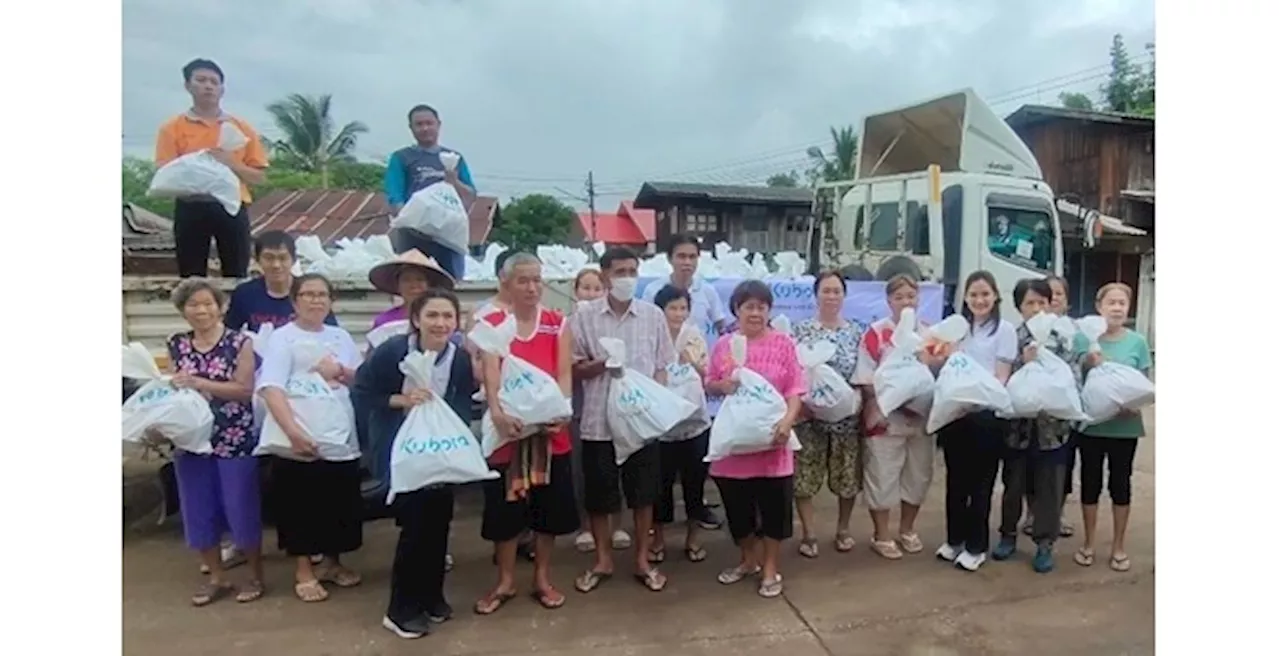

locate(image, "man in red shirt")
(474, 252), (578, 614)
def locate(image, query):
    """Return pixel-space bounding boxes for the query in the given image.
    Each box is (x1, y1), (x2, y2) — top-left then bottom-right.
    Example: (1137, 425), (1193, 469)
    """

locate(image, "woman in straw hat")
(368, 249), (457, 339)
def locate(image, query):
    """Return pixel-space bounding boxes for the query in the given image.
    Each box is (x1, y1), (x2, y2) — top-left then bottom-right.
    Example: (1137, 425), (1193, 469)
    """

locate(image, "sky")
(122, 0), (1154, 208)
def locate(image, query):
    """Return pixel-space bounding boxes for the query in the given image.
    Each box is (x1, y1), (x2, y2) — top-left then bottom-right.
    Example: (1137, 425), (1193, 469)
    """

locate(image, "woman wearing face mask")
(355, 289), (474, 639)
(1071, 283), (1151, 573)
(567, 269), (634, 556)
(991, 278), (1080, 573)
(703, 280), (805, 599)
(935, 271), (1018, 572)
(853, 274), (936, 560)
(790, 271), (865, 559)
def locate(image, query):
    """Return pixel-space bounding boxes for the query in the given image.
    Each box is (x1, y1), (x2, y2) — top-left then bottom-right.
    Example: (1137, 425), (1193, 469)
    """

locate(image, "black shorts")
(481, 454), (580, 543)
(713, 475), (795, 544)
(580, 440), (661, 515)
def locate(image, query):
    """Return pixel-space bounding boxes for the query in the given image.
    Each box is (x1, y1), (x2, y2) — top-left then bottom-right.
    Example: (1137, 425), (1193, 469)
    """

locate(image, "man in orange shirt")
(154, 58), (269, 278)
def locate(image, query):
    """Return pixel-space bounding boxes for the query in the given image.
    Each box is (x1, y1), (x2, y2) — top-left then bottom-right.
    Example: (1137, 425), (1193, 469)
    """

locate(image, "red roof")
(575, 201), (656, 245)
(249, 190), (498, 247)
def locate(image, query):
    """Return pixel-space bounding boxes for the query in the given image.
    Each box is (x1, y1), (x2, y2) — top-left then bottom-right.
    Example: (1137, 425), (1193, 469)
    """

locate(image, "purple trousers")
(174, 452), (263, 552)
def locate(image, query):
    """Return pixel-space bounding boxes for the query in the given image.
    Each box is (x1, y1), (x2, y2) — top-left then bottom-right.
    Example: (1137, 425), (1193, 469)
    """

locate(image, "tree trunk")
(321, 162), (330, 189)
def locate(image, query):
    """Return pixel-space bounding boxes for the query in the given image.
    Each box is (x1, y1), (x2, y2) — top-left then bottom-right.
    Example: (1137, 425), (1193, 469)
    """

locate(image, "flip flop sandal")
(191, 581), (234, 607)
(647, 547), (667, 564)
(319, 567), (362, 588)
(898, 532), (925, 554)
(685, 545), (707, 563)
(530, 587), (566, 609)
(1109, 554), (1132, 572)
(834, 532), (856, 553)
(574, 532), (598, 553)
(757, 575), (784, 599)
(235, 580), (265, 603)
(870, 539), (904, 560)
(473, 589), (516, 615)
(717, 564), (761, 585)
(798, 538), (820, 559)
(611, 531), (633, 550)
(1059, 520), (1075, 537)
(634, 568), (668, 592)
(574, 569), (613, 594)
(1022, 522), (1035, 537)
(293, 579), (329, 603)
(1073, 548), (1095, 567)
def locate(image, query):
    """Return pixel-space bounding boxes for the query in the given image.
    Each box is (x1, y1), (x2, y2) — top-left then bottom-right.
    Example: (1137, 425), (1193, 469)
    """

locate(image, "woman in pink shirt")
(703, 280), (805, 598)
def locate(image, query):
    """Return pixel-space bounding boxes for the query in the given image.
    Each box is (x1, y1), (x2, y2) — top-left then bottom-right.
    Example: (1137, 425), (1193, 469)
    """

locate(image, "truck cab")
(816, 89), (1065, 315)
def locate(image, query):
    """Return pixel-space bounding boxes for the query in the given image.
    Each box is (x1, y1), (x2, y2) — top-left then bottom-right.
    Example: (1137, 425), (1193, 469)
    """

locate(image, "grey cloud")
(123, 0), (1153, 204)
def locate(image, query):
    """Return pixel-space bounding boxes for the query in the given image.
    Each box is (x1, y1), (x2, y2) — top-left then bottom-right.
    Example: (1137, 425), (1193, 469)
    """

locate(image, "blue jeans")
(389, 227), (466, 280)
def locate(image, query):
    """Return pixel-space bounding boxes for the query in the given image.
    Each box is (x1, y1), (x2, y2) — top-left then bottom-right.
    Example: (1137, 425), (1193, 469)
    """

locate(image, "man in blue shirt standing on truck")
(384, 104), (476, 280)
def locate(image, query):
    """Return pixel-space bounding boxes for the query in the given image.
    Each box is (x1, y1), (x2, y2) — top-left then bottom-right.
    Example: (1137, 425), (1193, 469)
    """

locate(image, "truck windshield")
(987, 206), (1054, 272)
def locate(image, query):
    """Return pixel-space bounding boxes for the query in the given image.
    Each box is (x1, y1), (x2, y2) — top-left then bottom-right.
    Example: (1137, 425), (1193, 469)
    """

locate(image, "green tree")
(1059, 91), (1096, 111)
(1132, 42), (1155, 116)
(766, 171), (800, 187)
(490, 193), (575, 250)
(264, 93), (369, 188)
(121, 156), (174, 218)
(808, 126), (859, 182)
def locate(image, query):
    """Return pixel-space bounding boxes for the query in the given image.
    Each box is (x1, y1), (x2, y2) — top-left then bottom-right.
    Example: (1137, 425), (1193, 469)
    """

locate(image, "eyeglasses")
(296, 291), (330, 300)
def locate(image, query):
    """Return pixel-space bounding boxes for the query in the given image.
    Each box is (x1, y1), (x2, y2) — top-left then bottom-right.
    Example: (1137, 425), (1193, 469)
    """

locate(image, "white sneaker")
(611, 529), (632, 550)
(955, 550), (987, 572)
(935, 543), (961, 562)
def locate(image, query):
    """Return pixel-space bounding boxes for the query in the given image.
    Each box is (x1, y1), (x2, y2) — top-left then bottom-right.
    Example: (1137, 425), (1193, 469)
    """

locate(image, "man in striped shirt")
(569, 247), (675, 594)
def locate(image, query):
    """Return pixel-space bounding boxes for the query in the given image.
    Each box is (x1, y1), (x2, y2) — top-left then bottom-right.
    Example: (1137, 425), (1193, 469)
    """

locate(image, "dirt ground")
(122, 409), (1155, 656)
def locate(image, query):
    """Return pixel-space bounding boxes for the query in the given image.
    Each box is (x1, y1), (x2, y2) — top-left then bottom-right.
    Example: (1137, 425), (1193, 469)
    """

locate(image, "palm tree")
(806, 125), (859, 182)
(264, 93), (368, 188)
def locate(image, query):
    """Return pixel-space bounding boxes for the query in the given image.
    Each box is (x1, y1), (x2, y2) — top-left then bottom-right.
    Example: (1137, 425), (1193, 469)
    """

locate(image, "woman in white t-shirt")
(256, 273), (365, 603)
(934, 270), (1018, 573)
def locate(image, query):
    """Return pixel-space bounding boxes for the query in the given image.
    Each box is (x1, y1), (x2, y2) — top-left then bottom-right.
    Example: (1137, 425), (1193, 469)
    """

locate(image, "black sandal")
(685, 545), (707, 562)
(192, 581), (233, 607)
(235, 580), (264, 603)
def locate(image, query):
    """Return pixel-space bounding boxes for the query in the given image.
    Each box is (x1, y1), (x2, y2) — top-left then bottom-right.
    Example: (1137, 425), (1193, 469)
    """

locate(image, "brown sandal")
(235, 580), (265, 603)
(319, 566), (362, 588)
(474, 589), (516, 615)
(634, 568), (668, 592)
(531, 586), (566, 609)
(191, 581), (233, 607)
(293, 579), (329, 603)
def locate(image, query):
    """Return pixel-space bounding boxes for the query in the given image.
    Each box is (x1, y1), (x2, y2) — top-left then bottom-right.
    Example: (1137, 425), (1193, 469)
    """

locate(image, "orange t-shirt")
(154, 112), (268, 204)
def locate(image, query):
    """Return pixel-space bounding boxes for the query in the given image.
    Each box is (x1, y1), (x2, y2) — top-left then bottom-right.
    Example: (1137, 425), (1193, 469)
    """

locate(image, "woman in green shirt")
(1071, 283), (1152, 572)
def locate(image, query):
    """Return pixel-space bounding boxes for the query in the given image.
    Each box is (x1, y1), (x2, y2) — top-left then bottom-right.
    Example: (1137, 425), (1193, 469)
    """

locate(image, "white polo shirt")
(641, 274), (726, 336)
(958, 317), (1018, 374)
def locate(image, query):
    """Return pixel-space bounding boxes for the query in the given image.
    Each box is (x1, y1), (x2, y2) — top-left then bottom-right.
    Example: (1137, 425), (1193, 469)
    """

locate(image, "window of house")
(987, 206), (1054, 272)
(685, 212), (719, 234)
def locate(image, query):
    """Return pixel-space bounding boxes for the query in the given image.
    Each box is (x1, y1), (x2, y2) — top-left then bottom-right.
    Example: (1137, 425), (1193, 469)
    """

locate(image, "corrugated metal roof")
(249, 190), (499, 246)
(635, 182), (814, 206)
(1005, 104), (1154, 129)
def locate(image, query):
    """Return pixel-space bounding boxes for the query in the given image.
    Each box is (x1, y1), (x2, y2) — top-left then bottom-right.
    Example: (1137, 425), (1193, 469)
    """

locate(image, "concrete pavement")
(122, 410), (1155, 656)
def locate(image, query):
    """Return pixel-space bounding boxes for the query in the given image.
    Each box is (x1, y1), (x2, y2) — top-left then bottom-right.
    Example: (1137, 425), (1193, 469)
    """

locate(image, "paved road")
(122, 410), (1154, 656)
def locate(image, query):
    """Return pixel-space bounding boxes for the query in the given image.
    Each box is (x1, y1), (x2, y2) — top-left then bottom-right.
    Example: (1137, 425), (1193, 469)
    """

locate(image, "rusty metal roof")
(1005, 104), (1154, 129)
(249, 190), (498, 246)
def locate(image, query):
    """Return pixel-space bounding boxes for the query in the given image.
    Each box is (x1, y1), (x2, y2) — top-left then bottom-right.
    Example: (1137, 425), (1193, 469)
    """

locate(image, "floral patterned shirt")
(792, 317), (866, 382)
(167, 329), (255, 458)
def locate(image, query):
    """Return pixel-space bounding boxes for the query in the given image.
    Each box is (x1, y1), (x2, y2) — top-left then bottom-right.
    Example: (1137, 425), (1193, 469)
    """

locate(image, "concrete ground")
(122, 409), (1154, 656)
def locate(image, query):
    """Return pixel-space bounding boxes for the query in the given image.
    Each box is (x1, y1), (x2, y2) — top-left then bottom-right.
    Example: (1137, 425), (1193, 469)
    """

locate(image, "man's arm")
(154, 121), (179, 168)
(229, 125), (268, 185)
(384, 152), (407, 214)
(448, 155), (477, 206)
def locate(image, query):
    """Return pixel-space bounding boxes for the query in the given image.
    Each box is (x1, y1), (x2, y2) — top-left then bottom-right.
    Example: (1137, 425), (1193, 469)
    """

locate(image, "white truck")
(813, 88), (1100, 315)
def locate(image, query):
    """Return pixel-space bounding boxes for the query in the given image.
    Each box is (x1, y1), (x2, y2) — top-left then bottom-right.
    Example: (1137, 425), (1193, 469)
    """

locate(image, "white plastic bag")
(469, 316), (573, 457)
(599, 337), (698, 464)
(1076, 314), (1155, 424)
(121, 343), (214, 454)
(390, 181), (470, 255)
(147, 151), (242, 216)
(925, 320), (1015, 433)
(253, 339), (356, 461)
(662, 361), (710, 440)
(872, 308), (934, 416)
(1004, 312), (1088, 420)
(386, 351), (497, 503)
(798, 340), (861, 422)
(245, 323), (275, 434)
(365, 319), (411, 353)
(705, 334), (802, 462)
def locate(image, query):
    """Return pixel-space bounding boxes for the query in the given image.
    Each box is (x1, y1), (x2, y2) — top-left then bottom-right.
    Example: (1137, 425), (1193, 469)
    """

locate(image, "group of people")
(153, 224), (1151, 640)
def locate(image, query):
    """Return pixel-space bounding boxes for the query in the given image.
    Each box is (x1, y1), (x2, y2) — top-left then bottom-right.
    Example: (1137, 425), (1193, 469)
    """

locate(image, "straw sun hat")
(367, 249), (456, 295)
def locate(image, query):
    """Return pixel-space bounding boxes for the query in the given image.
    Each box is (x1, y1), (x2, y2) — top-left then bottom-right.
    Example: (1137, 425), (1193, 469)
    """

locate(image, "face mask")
(609, 276), (637, 302)
(575, 299), (592, 312)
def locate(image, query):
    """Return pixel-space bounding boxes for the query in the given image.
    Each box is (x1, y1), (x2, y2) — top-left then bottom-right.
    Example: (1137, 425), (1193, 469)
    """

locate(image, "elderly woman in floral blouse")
(164, 277), (264, 606)
(790, 271), (865, 558)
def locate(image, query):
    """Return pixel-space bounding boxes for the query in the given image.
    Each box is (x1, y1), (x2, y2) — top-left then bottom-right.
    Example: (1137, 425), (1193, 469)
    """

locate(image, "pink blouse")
(706, 329), (807, 479)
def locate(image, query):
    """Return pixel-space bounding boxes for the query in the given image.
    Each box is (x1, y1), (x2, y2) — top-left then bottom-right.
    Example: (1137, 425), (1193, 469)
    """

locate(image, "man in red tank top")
(474, 252), (579, 615)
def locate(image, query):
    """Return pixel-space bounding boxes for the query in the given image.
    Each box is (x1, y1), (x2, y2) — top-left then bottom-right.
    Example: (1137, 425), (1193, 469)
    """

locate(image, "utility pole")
(586, 170), (598, 242)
